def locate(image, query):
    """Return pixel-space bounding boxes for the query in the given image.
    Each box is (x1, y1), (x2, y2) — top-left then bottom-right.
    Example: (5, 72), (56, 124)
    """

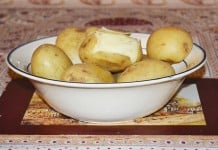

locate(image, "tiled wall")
(0, 0), (218, 8)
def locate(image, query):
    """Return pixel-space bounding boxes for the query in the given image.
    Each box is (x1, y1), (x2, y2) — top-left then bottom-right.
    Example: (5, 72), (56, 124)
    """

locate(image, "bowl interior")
(6, 33), (206, 88)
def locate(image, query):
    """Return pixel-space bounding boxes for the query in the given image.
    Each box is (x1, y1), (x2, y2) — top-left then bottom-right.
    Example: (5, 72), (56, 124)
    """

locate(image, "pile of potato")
(31, 26), (193, 83)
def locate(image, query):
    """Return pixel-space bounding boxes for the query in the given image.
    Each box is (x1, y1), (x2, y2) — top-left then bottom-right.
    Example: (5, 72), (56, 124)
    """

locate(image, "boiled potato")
(31, 44), (72, 80)
(147, 26), (193, 63)
(61, 63), (115, 83)
(56, 27), (86, 64)
(79, 29), (143, 72)
(117, 58), (175, 82)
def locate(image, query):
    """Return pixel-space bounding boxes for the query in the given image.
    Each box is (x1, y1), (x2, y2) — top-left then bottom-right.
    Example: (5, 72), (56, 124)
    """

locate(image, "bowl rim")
(6, 35), (207, 88)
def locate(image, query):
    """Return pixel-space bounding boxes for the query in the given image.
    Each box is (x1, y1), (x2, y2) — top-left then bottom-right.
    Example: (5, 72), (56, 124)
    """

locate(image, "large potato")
(117, 58), (175, 82)
(61, 63), (115, 83)
(31, 44), (72, 80)
(79, 29), (143, 72)
(147, 26), (193, 63)
(56, 27), (99, 64)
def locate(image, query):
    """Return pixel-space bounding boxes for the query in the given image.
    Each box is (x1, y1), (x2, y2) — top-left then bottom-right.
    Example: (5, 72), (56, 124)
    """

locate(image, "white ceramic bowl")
(6, 33), (206, 122)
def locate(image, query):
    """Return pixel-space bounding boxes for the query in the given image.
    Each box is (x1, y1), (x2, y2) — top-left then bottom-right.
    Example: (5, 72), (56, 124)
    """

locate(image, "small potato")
(61, 63), (115, 83)
(31, 44), (72, 80)
(79, 29), (143, 72)
(117, 58), (175, 82)
(147, 26), (193, 63)
(56, 27), (86, 64)
(56, 27), (99, 64)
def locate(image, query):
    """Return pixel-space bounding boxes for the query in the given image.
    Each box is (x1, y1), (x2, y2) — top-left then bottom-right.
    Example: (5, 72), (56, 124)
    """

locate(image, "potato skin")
(61, 63), (115, 83)
(147, 26), (193, 63)
(31, 44), (72, 80)
(79, 30), (143, 72)
(117, 58), (175, 82)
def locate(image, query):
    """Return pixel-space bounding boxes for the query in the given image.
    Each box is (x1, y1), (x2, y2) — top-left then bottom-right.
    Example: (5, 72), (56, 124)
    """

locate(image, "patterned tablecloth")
(0, 0), (218, 149)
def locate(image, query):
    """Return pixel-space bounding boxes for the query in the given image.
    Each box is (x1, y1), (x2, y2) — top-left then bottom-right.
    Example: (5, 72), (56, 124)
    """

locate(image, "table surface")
(0, 0), (218, 149)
